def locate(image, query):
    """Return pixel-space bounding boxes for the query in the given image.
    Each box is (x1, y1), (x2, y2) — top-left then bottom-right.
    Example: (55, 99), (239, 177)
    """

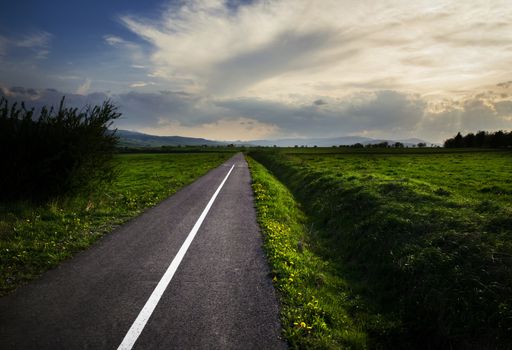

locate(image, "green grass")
(248, 156), (375, 349)
(0, 153), (231, 296)
(250, 148), (512, 349)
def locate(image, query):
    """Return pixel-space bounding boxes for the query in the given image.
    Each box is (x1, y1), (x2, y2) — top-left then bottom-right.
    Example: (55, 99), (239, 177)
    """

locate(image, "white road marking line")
(117, 163), (236, 350)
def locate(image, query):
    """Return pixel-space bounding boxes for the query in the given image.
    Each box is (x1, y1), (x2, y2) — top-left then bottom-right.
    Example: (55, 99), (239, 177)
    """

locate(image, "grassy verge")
(0, 152), (231, 296)
(250, 149), (512, 349)
(247, 156), (380, 349)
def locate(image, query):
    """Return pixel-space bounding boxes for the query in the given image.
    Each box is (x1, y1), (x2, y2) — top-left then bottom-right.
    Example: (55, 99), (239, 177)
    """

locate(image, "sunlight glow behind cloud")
(121, 0), (512, 99)
(1, 0), (511, 141)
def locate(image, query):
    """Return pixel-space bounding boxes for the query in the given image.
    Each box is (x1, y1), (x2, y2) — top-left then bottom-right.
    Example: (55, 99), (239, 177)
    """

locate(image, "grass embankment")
(248, 156), (372, 349)
(250, 149), (512, 349)
(0, 153), (231, 296)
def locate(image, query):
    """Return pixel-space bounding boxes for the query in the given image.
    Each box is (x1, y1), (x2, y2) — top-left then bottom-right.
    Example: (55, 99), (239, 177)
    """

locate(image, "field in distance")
(250, 148), (512, 349)
(0, 152), (231, 296)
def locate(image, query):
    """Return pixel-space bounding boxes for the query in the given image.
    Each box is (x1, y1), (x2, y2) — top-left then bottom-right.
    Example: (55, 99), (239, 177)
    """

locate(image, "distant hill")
(116, 129), (436, 148)
(243, 136), (373, 147)
(243, 136), (436, 147)
(116, 130), (226, 147)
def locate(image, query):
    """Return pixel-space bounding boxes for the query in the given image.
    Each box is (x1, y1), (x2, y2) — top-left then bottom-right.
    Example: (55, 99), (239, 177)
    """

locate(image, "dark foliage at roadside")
(0, 97), (120, 200)
(445, 130), (512, 148)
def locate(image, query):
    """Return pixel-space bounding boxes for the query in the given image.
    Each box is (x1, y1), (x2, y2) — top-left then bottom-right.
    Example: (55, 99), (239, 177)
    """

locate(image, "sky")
(1, 0), (512, 142)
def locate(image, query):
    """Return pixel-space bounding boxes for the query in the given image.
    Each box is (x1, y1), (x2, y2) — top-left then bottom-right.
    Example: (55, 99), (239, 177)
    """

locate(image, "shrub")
(0, 97), (120, 200)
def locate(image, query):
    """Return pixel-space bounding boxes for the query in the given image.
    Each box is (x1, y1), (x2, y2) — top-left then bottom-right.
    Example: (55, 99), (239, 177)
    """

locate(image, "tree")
(453, 132), (464, 147)
(474, 131), (487, 147)
(463, 133), (475, 147)
(444, 130), (512, 148)
(374, 141), (389, 148)
(490, 130), (506, 148)
(0, 97), (120, 200)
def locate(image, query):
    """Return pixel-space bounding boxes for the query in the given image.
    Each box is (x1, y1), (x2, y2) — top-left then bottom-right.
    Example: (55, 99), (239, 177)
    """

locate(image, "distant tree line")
(444, 131), (512, 148)
(0, 97), (120, 201)
(347, 141), (429, 148)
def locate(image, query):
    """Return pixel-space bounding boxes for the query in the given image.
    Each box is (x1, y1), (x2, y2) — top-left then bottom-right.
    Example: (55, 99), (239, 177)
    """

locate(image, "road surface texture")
(0, 153), (286, 349)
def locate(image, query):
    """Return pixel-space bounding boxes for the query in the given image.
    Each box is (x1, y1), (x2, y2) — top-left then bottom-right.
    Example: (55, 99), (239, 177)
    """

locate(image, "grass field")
(0, 153), (231, 296)
(249, 148), (512, 349)
(248, 157), (371, 349)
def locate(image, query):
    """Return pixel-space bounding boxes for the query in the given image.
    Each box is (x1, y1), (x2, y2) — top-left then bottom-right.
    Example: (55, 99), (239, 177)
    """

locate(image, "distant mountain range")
(117, 129), (225, 147)
(242, 136), (435, 147)
(116, 129), (436, 148)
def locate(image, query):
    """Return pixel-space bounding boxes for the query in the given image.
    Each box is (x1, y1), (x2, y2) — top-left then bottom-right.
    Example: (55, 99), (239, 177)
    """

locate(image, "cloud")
(103, 34), (139, 50)
(215, 90), (428, 138)
(118, 0), (512, 98)
(76, 79), (92, 95)
(102, 34), (147, 66)
(2, 84), (510, 142)
(0, 31), (53, 61)
(129, 81), (155, 88)
(140, 117), (278, 141)
(17, 31), (52, 49)
(0, 86), (109, 114)
(495, 101), (512, 116)
(418, 91), (512, 141)
(14, 31), (52, 59)
(2, 1), (511, 142)
(103, 35), (125, 46)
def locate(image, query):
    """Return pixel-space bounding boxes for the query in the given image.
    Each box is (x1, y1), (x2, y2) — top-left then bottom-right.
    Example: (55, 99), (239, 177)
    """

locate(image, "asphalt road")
(0, 153), (286, 349)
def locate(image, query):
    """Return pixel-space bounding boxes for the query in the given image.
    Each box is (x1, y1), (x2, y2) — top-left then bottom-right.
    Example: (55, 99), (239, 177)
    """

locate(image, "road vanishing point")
(0, 153), (286, 349)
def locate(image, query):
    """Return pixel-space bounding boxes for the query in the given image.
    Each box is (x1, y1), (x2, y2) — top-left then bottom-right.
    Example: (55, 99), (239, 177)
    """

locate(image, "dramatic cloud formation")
(121, 0), (512, 99)
(1, 0), (511, 141)
(2, 82), (511, 142)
